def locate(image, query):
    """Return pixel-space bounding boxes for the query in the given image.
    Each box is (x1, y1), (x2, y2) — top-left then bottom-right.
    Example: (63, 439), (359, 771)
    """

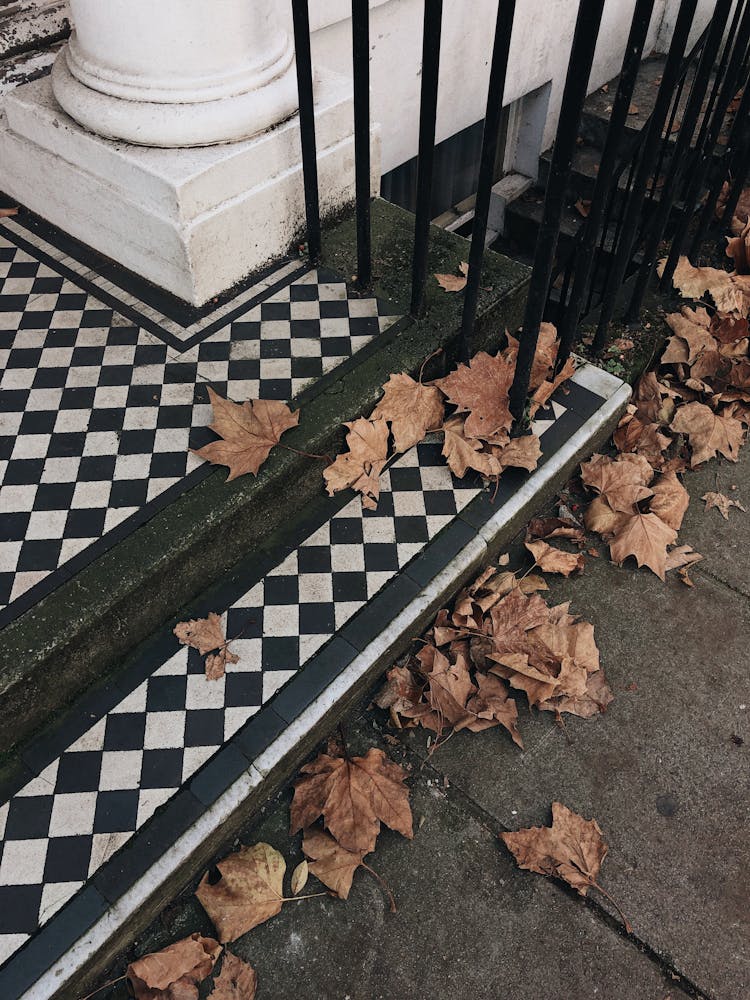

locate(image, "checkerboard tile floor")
(0, 224), (400, 622)
(0, 439), (482, 962)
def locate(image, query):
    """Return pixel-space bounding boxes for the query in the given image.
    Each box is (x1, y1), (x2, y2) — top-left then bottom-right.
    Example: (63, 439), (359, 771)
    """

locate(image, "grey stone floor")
(116, 447), (750, 1000)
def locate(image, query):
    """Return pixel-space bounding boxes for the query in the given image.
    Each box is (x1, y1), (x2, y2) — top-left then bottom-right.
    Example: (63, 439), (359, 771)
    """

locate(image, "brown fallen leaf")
(290, 747), (413, 854)
(526, 515), (585, 544)
(525, 539), (584, 576)
(608, 512), (677, 580)
(436, 350), (514, 439)
(208, 953), (257, 1000)
(290, 860), (309, 895)
(665, 545), (703, 571)
(173, 612), (239, 681)
(435, 261), (469, 292)
(302, 825), (365, 899)
(465, 671), (524, 747)
(726, 219), (750, 275)
(670, 401), (745, 466)
(701, 491), (747, 520)
(371, 372), (444, 453)
(193, 389), (299, 481)
(529, 355), (577, 418)
(441, 416), (501, 480)
(648, 471), (689, 531)
(628, 103), (639, 115)
(574, 198), (591, 218)
(659, 256), (748, 315)
(196, 843), (286, 942)
(323, 417), (389, 510)
(500, 802), (631, 931)
(127, 934), (221, 1000)
(491, 432), (542, 474)
(0, 207), (18, 218)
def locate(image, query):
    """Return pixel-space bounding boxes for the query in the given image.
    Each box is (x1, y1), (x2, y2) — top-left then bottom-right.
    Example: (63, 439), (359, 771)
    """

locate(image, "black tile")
(332, 571), (368, 603)
(261, 301), (290, 321)
(55, 751), (102, 793)
(188, 744), (249, 806)
(329, 517), (364, 544)
(299, 602), (336, 634)
(289, 318), (319, 338)
(290, 282), (319, 301)
(18, 410), (56, 435)
(394, 515), (429, 544)
(0, 886), (107, 997)
(319, 299), (349, 319)
(224, 672), (262, 708)
(263, 575), (299, 605)
(551, 378), (606, 418)
(93, 789), (139, 833)
(32, 483), (76, 511)
(271, 637), (358, 723)
(184, 710), (224, 747)
(109, 480), (149, 508)
(261, 636), (299, 672)
(146, 675), (187, 713)
(104, 713), (146, 752)
(93, 790), (203, 903)
(234, 707), (287, 761)
(44, 835), (93, 883)
(78, 455), (117, 481)
(297, 545), (332, 574)
(4, 796), (53, 841)
(423, 490), (460, 517)
(0, 512), (29, 542)
(0, 884), (43, 933)
(16, 539), (62, 572)
(404, 519), (477, 588)
(65, 508), (107, 539)
(140, 748), (184, 789)
(339, 573), (421, 652)
(2, 458), (44, 486)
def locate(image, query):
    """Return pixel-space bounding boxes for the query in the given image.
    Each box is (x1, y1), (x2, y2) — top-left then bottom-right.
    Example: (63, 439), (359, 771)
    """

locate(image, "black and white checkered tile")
(0, 224), (400, 620)
(0, 440), (481, 962)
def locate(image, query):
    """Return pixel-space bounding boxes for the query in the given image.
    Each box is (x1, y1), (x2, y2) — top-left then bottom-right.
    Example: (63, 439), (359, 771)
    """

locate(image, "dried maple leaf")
(608, 512), (677, 580)
(529, 355), (577, 418)
(436, 351), (514, 439)
(371, 372), (444, 453)
(465, 671), (523, 747)
(290, 747), (413, 854)
(435, 261), (469, 292)
(527, 515), (585, 544)
(441, 416), (500, 480)
(127, 934), (221, 1000)
(416, 644), (477, 732)
(648, 471), (689, 531)
(580, 452), (654, 511)
(701, 491), (747, 519)
(670, 401), (745, 466)
(491, 432), (542, 473)
(208, 953), (257, 1000)
(323, 417), (389, 510)
(525, 539), (584, 576)
(194, 389), (299, 481)
(633, 372), (673, 424)
(196, 843), (286, 942)
(726, 219), (750, 274)
(375, 664), (423, 728)
(500, 802), (630, 930)
(665, 544), (703, 571)
(662, 309), (715, 364)
(613, 411), (671, 469)
(659, 256), (747, 314)
(302, 825), (365, 899)
(0, 207), (18, 218)
(173, 612), (239, 681)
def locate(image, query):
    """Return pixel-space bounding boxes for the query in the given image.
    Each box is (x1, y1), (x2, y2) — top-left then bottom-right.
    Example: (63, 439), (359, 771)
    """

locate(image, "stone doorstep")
(0, 197), (531, 760)
(0, 366), (630, 999)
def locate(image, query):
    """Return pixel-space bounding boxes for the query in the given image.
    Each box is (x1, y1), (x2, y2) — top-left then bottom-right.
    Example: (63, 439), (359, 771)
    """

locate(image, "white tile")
(98, 751), (143, 791)
(87, 831), (133, 876)
(68, 718), (106, 753)
(143, 711), (186, 750)
(0, 839), (48, 886)
(48, 793), (98, 837)
(17, 760), (59, 797)
(39, 882), (84, 924)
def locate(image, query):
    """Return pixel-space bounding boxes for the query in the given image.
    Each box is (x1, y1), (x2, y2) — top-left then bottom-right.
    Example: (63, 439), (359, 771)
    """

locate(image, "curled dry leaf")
(194, 388), (299, 481)
(196, 843), (286, 942)
(665, 544), (703, 572)
(302, 825), (365, 899)
(500, 802), (630, 931)
(371, 372), (444, 453)
(0, 207), (18, 218)
(127, 934), (221, 1000)
(659, 255), (750, 315)
(290, 747), (413, 854)
(323, 416), (389, 510)
(173, 612), (238, 681)
(290, 859), (309, 895)
(491, 433), (542, 474)
(701, 491), (747, 519)
(525, 538), (584, 576)
(208, 953), (258, 1000)
(574, 198), (591, 218)
(526, 515), (585, 544)
(529, 356), (577, 419)
(670, 401), (745, 466)
(726, 219), (750, 275)
(374, 663), (423, 728)
(436, 350), (514, 440)
(435, 261), (469, 292)
(441, 416), (501, 480)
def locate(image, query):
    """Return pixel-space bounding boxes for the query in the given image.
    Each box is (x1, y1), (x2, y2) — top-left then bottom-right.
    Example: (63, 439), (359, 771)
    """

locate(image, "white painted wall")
(307, 0), (720, 176)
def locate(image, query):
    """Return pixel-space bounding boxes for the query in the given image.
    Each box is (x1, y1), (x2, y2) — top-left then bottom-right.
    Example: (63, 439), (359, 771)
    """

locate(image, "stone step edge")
(0, 197), (531, 759)
(29, 379), (631, 1000)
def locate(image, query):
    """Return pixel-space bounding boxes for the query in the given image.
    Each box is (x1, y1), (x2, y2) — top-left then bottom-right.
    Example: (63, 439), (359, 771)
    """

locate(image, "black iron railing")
(290, 0), (750, 430)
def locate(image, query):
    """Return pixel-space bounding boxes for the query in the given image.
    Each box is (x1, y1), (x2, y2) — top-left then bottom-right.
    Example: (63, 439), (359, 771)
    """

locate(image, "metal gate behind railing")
(290, 0), (750, 428)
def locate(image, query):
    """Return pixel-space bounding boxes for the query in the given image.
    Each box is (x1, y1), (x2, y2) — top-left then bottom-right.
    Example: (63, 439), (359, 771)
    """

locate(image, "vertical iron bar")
(661, 0), (750, 283)
(626, 0), (732, 321)
(508, 0), (607, 422)
(352, 0), (372, 288)
(459, 0), (517, 360)
(649, 71), (687, 201)
(410, 0), (444, 318)
(690, 75), (750, 255)
(555, 0), (656, 368)
(592, 0), (699, 354)
(291, 0), (321, 262)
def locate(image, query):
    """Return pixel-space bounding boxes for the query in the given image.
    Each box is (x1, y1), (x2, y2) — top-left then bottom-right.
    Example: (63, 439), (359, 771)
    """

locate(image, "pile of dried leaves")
(376, 549), (611, 752)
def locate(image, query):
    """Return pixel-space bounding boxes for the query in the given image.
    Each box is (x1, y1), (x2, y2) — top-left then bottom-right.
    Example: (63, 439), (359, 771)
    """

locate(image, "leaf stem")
(77, 975), (127, 1000)
(590, 879), (633, 934)
(361, 862), (397, 912)
(281, 891), (331, 902)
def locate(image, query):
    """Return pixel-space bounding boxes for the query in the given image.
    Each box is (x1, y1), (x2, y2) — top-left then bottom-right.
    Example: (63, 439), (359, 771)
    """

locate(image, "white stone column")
(51, 0), (299, 147)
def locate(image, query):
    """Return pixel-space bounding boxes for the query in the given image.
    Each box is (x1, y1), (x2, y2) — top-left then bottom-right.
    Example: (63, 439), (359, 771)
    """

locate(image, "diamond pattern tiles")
(0, 225), (400, 621)
(0, 440), (482, 962)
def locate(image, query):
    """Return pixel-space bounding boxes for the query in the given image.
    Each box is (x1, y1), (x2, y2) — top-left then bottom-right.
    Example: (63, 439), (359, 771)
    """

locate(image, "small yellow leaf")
(291, 860), (309, 895)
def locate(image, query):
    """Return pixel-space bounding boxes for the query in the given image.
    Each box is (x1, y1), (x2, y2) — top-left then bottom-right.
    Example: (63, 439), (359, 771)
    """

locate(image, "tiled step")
(0, 198), (531, 755)
(0, 361), (630, 999)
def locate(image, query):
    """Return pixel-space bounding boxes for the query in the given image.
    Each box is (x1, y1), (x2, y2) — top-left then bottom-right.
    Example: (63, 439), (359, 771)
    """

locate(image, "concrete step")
(0, 360), (630, 998)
